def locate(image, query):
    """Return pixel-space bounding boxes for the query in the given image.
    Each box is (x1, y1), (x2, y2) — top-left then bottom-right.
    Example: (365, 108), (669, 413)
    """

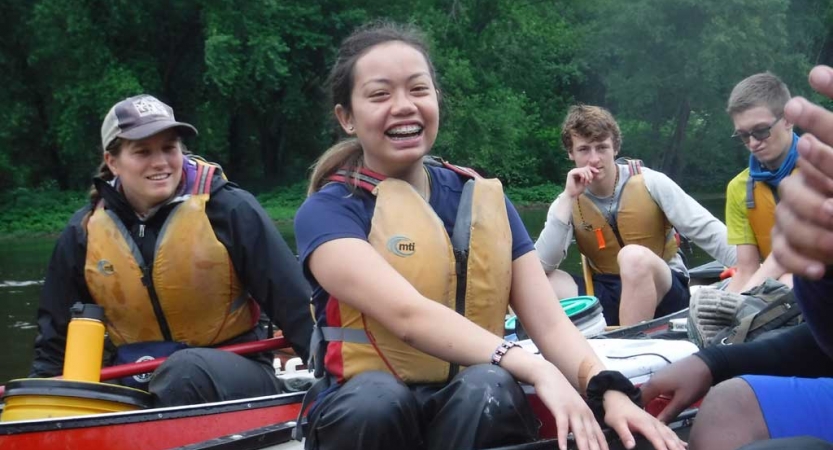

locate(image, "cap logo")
(132, 97), (170, 118)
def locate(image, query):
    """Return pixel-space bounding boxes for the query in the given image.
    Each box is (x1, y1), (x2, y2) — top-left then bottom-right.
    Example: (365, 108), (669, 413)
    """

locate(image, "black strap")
(292, 377), (331, 441)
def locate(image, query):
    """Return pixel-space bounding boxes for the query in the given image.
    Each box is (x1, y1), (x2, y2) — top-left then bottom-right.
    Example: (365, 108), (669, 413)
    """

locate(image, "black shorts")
(570, 269), (690, 326)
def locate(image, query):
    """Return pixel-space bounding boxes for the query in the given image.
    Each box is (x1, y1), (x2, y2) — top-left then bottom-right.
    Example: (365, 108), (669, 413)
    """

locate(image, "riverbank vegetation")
(0, 186), (86, 238)
(0, 183), (564, 238)
(2, 0), (831, 236)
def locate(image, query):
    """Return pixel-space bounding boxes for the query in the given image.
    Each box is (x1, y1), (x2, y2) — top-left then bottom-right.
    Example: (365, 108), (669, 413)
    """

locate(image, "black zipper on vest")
(141, 264), (173, 341)
(447, 248), (469, 381)
(609, 215), (626, 248)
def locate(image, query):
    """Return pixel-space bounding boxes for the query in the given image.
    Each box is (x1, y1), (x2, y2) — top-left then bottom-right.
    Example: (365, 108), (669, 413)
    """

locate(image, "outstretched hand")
(773, 65), (833, 278)
(533, 369), (609, 450)
(603, 392), (687, 450)
(565, 166), (599, 198)
(639, 355), (713, 424)
(534, 367), (688, 450)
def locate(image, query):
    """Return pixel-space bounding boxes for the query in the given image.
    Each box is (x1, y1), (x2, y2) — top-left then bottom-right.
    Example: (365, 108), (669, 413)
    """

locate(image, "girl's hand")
(565, 166), (599, 199)
(603, 391), (687, 450)
(533, 369), (609, 450)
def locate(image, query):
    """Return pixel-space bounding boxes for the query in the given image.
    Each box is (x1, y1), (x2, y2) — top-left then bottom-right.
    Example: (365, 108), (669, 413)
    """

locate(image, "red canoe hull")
(0, 392), (304, 450)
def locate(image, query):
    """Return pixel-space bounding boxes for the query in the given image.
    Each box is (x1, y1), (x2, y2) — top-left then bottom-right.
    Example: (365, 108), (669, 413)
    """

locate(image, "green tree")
(421, 0), (587, 185)
(579, 0), (829, 189)
(0, 0), (830, 198)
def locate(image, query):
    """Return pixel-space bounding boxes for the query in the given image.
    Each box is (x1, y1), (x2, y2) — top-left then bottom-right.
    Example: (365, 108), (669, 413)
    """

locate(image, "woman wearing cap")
(29, 94), (313, 407)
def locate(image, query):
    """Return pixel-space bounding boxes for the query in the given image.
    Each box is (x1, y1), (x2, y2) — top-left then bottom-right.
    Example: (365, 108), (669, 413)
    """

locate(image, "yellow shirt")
(725, 168), (758, 247)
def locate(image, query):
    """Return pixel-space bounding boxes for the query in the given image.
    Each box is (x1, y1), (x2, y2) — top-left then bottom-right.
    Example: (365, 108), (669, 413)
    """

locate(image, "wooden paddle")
(581, 254), (595, 297)
(0, 336), (289, 398)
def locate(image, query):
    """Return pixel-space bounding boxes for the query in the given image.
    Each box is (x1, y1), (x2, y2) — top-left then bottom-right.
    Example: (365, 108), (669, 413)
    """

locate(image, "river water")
(0, 199), (723, 384)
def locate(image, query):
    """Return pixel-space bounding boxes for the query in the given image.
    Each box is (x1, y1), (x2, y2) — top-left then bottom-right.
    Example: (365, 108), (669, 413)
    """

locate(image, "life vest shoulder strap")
(614, 157), (643, 176)
(328, 167), (387, 193)
(745, 167), (798, 209)
(327, 156), (480, 194)
(424, 155), (482, 179)
(191, 156), (225, 195)
(630, 159), (643, 175)
(615, 157), (643, 176)
(745, 176), (756, 209)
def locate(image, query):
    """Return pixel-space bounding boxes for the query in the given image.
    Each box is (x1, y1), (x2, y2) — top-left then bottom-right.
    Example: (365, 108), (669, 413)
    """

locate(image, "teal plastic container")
(505, 295), (606, 338)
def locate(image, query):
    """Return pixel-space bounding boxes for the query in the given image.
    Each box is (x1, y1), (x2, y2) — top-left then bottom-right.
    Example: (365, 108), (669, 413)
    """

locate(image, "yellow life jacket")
(745, 168), (798, 259)
(319, 160), (512, 384)
(571, 160), (677, 274)
(84, 159), (258, 347)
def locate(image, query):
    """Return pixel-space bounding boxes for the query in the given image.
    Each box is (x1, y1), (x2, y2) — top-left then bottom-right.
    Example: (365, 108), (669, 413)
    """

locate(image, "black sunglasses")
(731, 117), (782, 143)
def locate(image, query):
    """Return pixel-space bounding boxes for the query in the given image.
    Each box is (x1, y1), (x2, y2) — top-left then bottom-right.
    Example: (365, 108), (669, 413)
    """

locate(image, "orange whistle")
(595, 228), (606, 249)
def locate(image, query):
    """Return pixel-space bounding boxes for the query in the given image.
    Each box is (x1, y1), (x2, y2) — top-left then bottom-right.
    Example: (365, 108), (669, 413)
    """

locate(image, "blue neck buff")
(748, 133), (799, 189)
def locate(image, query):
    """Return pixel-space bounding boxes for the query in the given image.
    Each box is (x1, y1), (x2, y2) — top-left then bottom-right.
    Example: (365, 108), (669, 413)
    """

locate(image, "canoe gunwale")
(0, 391), (305, 435)
(178, 420), (298, 450)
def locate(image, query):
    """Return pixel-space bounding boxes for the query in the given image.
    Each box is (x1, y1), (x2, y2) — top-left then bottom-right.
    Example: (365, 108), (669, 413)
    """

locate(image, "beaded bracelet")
(490, 340), (520, 366)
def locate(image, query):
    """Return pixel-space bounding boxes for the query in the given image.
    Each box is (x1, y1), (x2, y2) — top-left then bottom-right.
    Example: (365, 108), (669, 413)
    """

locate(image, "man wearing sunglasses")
(642, 66), (833, 450)
(724, 72), (797, 293)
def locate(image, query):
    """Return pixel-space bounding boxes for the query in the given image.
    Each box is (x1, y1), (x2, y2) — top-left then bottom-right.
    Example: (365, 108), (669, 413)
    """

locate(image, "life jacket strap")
(319, 326), (371, 344)
(425, 155), (482, 179)
(326, 156), (480, 193)
(293, 325), (353, 440)
(627, 159), (643, 175)
(614, 157), (643, 176)
(329, 169), (385, 192)
(292, 376), (333, 441)
(745, 176), (756, 209)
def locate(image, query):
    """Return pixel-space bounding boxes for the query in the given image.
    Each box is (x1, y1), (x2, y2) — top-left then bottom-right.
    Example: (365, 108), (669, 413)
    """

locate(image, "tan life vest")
(571, 161), (677, 274)
(320, 162), (512, 384)
(84, 160), (258, 347)
(745, 168), (798, 259)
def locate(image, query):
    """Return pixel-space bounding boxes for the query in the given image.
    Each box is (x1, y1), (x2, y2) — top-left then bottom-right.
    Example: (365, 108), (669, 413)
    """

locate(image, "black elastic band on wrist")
(585, 370), (642, 423)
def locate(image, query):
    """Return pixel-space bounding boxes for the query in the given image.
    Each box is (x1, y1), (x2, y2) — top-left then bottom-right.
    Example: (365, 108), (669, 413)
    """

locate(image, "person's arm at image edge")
(211, 187), (314, 361)
(726, 244), (762, 292)
(642, 169), (736, 268)
(534, 193), (575, 273)
(738, 252), (789, 292)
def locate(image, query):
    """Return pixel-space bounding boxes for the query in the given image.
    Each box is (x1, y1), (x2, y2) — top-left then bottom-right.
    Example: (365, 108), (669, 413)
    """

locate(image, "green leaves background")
(1, 0), (831, 195)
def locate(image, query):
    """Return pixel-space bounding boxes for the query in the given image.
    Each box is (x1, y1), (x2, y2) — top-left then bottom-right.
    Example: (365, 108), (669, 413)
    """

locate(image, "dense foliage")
(0, 181), (562, 237)
(1, 0), (831, 199)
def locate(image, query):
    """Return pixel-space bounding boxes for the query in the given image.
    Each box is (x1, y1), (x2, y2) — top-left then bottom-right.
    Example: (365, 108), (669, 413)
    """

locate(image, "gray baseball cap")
(100, 95), (198, 151)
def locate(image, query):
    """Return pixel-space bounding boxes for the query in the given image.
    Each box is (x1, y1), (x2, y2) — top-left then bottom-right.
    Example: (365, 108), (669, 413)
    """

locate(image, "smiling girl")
(293, 22), (685, 450)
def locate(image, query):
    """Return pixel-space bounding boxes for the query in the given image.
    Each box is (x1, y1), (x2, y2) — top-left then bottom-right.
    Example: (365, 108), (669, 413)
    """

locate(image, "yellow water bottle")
(62, 302), (106, 382)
